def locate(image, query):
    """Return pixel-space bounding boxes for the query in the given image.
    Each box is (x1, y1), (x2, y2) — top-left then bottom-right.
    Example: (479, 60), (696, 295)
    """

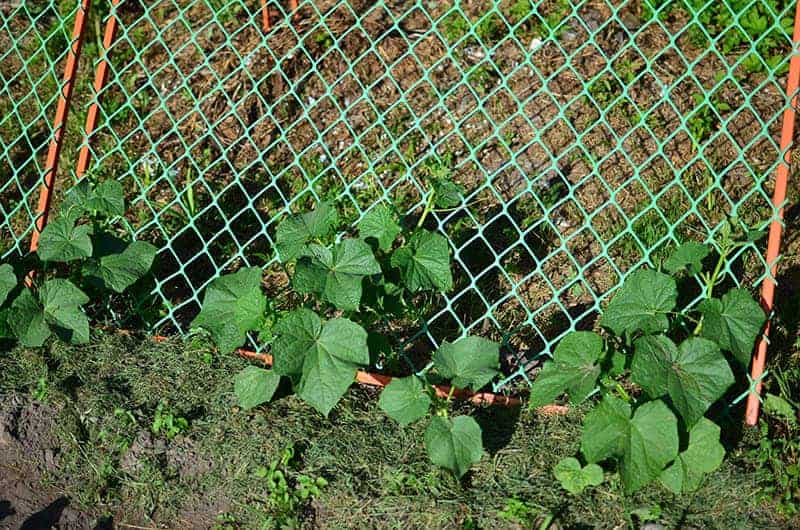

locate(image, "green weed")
(253, 445), (327, 527)
(687, 92), (731, 150)
(151, 400), (189, 440)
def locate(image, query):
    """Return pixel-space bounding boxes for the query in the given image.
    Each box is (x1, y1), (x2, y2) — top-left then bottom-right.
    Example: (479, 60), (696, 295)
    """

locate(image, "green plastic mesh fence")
(2, 0), (795, 391)
(0, 1), (81, 258)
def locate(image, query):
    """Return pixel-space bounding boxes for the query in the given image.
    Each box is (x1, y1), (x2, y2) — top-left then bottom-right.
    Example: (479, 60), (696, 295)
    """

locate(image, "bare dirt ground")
(0, 391), (232, 529)
(0, 396), (104, 529)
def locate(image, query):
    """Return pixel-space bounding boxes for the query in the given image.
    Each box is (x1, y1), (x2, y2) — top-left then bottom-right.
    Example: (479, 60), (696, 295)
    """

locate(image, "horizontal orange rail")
(152, 335), (568, 414)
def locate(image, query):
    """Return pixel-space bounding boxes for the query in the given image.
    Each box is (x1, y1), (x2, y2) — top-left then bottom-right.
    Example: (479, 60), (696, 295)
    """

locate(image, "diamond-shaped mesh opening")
(2, 0), (790, 390)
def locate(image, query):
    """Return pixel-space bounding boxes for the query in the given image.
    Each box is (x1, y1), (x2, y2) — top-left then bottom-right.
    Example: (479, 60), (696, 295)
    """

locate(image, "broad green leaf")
(664, 242), (710, 274)
(86, 180), (125, 217)
(433, 336), (499, 391)
(61, 179), (93, 222)
(359, 204), (401, 251)
(83, 240), (157, 293)
(90, 231), (127, 257)
(581, 395), (631, 464)
(0, 308), (12, 339)
(433, 180), (464, 208)
(271, 308), (322, 376)
(293, 239), (380, 311)
(275, 201), (338, 262)
(600, 269), (676, 335)
(390, 230), (452, 292)
(62, 179), (125, 219)
(191, 267), (266, 354)
(529, 331), (603, 408)
(271, 309), (369, 416)
(553, 457), (604, 494)
(12, 279), (92, 346)
(659, 418), (724, 493)
(234, 366), (281, 410)
(763, 393), (797, 424)
(379, 376), (431, 426)
(622, 400), (679, 492)
(698, 288), (766, 367)
(37, 217), (92, 262)
(581, 396), (678, 492)
(0, 264), (16, 306)
(632, 336), (734, 427)
(39, 279), (90, 344)
(9, 290), (50, 347)
(424, 415), (483, 478)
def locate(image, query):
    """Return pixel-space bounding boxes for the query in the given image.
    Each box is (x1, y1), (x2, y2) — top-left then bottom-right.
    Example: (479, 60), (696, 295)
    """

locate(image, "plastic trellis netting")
(2, 1), (796, 393)
(0, 2), (83, 258)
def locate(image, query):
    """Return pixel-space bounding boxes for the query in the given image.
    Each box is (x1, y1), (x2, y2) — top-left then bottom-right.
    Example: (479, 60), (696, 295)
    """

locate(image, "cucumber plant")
(378, 336), (499, 478)
(0, 179), (157, 347)
(192, 199), (502, 477)
(534, 223), (767, 494)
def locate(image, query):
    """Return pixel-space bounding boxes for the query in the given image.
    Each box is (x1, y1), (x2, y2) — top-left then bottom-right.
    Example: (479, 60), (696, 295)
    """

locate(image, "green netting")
(0, 1), (81, 258)
(4, 0), (796, 391)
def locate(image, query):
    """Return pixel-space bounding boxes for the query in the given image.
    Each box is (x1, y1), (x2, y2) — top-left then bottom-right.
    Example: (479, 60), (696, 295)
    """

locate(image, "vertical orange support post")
(745, 0), (800, 425)
(261, 0), (271, 31)
(262, 1), (301, 31)
(75, 0), (120, 179)
(28, 0), (92, 256)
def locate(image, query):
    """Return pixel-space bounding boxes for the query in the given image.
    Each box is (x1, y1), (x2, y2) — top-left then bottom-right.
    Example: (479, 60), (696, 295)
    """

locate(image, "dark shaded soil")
(0, 391), (232, 529)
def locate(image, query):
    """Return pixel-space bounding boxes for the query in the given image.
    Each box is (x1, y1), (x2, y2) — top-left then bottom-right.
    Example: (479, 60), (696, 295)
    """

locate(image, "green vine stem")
(694, 244), (731, 335)
(417, 190), (437, 228)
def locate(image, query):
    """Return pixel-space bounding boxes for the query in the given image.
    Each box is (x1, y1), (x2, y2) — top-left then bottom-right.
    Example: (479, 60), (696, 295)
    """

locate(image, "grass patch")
(0, 333), (796, 528)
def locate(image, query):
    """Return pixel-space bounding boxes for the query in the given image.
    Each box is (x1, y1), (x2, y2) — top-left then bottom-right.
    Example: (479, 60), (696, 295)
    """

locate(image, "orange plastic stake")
(289, 0), (299, 21)
(28, 0), (92, 257)
(261, 0), (271, 31)
(745, 0), (800, 426)
(75, 0), (120, 179)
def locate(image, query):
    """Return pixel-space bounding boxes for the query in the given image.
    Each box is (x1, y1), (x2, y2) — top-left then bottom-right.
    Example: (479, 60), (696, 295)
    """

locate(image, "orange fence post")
(261, 0), (271, 31)
(75, 0), (120, 179)
(28, 0), (92, 257)
(745, 0), (800, 425)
